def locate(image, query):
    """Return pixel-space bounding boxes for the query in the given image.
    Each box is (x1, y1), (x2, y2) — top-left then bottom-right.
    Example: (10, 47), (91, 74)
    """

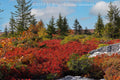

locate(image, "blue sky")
(0, 0), (119, 32)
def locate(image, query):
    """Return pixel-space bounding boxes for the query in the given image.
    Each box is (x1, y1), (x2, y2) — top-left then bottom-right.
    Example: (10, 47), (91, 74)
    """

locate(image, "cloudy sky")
(0, 0), (119, 31)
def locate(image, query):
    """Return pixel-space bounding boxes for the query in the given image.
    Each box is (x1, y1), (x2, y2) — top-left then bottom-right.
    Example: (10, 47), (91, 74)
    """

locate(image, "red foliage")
(1, 38), (120, 79)
(1, 39), (100, 78)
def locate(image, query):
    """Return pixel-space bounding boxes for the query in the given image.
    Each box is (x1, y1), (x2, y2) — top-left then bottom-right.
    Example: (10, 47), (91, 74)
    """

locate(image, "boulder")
(57, 75), (94, 80)
(89, 43), (120, 57)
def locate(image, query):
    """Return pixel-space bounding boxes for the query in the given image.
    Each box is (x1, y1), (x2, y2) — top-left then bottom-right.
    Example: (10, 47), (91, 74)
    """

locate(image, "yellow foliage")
(38, 27), (47, 38)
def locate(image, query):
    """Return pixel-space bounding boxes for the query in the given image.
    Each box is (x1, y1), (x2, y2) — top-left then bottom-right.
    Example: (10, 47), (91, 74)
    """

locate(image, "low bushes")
(67, 54), (93, 76)
(1, 36), (120, 79)
(60, 35), (85, 44)
(67, 54), (104, 79)
(0, 39), (100, 79)
(93, 54), (120, 79)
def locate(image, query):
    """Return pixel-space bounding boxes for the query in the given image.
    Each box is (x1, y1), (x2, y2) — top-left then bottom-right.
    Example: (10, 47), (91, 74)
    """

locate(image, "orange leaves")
(21, 53), (36, 64)
(93, 54), (120, 80)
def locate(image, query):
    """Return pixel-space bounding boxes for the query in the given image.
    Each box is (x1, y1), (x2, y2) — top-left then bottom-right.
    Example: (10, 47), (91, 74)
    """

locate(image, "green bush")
(47, 73), (57, 80)
(97, 44), (109, 49)
(61, 35), (85, 44)
(52, 35), (65, 40)
(67, 54), (93, 76)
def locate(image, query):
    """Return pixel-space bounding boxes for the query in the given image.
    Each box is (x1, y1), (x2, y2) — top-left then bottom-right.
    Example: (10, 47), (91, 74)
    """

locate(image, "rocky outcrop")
(57, 75), (105, 80)
(89, 43), (120, 57)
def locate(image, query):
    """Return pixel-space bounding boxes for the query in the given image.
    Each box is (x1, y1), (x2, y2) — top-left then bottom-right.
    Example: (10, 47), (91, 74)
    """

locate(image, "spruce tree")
(63, 17), (69, 35)
(56, 13), (63, 35)
(47, 16), (56, 38)
(30, 15), (37, 26)
(73, 19), (80, 35)
(94, 14), (104, 37)
(4, 26), (8, 37)
(78, 24), (82, 34)
(13, 0), (35, 32)
(104, 23), (114, 38)
(84, 27), (91, 35)
(9, 14), (15, 35)
(106, 2), (120, 38)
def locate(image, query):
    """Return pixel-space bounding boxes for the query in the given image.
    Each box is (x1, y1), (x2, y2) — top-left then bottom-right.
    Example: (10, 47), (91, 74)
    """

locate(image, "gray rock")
(64, 75), (73, 80)
(57, 76), (95, 80)
(100, 79), (105, 80)
(89, 43), (120, 57)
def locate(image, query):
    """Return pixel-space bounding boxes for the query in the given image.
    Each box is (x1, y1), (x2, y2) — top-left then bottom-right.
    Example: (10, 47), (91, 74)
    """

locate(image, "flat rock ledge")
(89, 43), (120, 57)
(57, 75), (105, 80)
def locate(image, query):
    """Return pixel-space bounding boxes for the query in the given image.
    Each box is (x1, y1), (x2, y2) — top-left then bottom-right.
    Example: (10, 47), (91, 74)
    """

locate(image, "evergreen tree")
(84, 27), (88, 34)
(94, 14), (104, 37)
(30, 15), (37, 26)
(13, 0), (35, 32)
(56, 13), (63, 35)
(4, 26), (8, 37)
(9, 14), (15, 35)
(63, 17), (69, 35)
(47, 16), (56, 38)
(73, 19), (80, 34)
(78, 24), (82, 34)
(106, 2), (120, 38)
(84, 27), (91, 35)
(104, 23), (114, 38)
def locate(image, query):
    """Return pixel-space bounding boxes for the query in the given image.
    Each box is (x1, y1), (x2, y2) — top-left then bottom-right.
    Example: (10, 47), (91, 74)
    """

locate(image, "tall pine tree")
(13, 0), (35, 32)
(9, 14), (15, 35)
(56, 13), (63, 35)
(94, 14), (104, 37)
(4, 26), (8, 37)
(84, 27), (91, 35)
(106, 2), (120, 38)
(47, 16), (56, 38)
(78, 24), (82, 34)
(30, 15), (37, 26)
(73, 19), (82, 35)
(63, 17), (69, 35)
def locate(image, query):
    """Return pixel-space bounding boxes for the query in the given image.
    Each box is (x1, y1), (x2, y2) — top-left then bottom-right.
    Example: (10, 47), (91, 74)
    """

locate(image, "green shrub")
(52, 35), (65, 40)
(97, 44), (109, 49)
(67, 54), (93, 76)
(47, 73), (57, 80)
(61, 35), (85, 44)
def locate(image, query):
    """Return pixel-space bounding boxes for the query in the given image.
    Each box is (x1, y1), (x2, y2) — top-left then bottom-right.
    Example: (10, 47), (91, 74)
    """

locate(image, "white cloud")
(31, 6), (74, 21)
(90, 1), (109, 16)
(60, 3), (77, 7)
(42, 0), (101, 4)
(90, 1), (120, 16)
(42, 0), (66, 4)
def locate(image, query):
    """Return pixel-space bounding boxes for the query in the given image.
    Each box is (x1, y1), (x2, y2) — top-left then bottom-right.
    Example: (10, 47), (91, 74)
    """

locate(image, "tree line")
(4, 0), (113, 39)
(3, 0), (91, 38)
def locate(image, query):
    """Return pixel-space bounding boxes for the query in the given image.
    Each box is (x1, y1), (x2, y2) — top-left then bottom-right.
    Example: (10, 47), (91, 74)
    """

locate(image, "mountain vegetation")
(0, 1), (120, 80)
